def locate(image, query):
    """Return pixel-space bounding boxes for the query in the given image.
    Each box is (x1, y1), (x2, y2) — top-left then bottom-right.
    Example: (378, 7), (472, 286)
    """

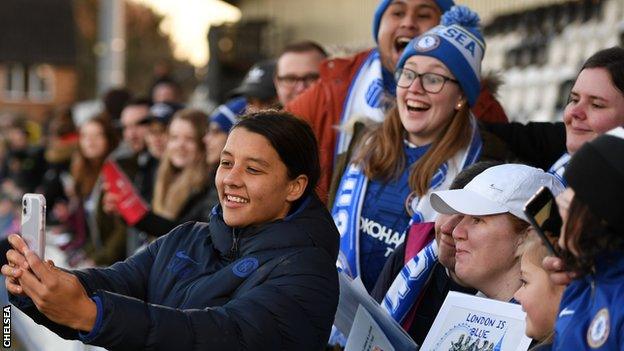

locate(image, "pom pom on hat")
(395, 5), (485, 106)
(441, 4), (480, 28)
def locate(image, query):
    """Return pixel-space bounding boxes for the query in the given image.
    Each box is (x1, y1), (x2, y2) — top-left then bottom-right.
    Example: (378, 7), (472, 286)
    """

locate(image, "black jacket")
(482, 121), (566, 171)
(11, 195), (340, 350)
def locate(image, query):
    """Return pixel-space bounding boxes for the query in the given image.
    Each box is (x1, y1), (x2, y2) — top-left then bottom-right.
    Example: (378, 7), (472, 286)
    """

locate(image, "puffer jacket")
(11, 195), (340, 351)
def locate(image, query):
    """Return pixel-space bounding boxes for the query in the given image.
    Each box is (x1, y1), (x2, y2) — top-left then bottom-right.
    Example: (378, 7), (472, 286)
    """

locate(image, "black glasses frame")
(395, 68), (459, 93)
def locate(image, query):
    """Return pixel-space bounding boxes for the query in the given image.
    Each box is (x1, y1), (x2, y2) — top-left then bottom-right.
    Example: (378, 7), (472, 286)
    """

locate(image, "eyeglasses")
(276, 73), (320, 87)
(395, 68), (458, 94)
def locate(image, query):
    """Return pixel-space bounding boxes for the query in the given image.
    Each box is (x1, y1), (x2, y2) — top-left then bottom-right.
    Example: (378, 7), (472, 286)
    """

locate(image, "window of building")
(3, 63), (54, 102)
(28, 64), (54, 101)
(4, 62), (25, 100)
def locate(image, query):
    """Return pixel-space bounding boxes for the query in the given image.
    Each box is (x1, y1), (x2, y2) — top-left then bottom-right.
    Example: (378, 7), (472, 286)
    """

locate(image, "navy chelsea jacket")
(11, 195), (340, 351)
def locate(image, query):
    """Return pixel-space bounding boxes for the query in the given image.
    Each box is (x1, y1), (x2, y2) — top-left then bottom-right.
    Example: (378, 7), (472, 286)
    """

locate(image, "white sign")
(421, 292), (532, 351)
(345, 305), (395, 351)
(334, 272), (417, 351)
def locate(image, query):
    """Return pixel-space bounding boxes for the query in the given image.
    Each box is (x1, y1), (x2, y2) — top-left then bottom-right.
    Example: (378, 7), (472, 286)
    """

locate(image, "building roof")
(0, 0), (77, 65)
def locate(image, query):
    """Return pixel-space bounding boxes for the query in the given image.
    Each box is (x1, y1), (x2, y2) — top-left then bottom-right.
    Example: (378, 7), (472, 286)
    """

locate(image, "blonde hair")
(522, 237), (558, 348)
(352, 105), (471, 196)
(152, 109), (209, 219)
(522, 236), (552, 268)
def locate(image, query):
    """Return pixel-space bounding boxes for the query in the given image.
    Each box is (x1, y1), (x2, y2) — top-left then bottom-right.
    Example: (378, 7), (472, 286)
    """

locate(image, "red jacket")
(287, 49), (507, 203)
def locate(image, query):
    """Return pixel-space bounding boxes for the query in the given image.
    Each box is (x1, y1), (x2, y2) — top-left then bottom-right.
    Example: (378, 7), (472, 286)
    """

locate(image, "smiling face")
(79, 121), (108, 160)
(215, 127), (307, 228)
(377, 0), (442, 72)
(397, 55), (464, 145)
(514, 251), (564, 341)
(166, 118), (200, 169)
(564, 68), (624, 154)
(452, 214), (526, 297)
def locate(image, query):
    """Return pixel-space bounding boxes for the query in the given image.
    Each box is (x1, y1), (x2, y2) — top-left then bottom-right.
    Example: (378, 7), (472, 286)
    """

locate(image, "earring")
(455, 102), (463, 110)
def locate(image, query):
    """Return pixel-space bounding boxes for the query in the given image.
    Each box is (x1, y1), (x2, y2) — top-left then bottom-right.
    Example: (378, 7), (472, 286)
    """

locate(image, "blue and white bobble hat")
(396, 5), (485, 107)
(209, 97), (247, 133)
(372, 0), (455, 43)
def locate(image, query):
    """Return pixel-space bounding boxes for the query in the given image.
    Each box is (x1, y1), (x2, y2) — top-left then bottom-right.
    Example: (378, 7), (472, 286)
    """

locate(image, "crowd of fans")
(1, 1), (623, 350)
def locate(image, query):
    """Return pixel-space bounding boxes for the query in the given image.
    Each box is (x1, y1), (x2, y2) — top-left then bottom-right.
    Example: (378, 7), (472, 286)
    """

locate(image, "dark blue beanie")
(209, 97), (247, 133)
(372, 0), (455, 43)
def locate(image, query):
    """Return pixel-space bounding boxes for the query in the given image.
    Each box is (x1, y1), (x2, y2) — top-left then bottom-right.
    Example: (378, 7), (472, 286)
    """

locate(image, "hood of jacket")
(209, 195), (339, 262)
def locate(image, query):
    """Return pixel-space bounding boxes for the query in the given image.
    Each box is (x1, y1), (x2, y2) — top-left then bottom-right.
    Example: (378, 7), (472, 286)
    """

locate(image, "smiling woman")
(331, 5), (487, 292)
(102, 109), (220, 240)
(430, 164), (564, 302)
(151, 109), (209, 220)
(218, 112), (320, 227)
(3, 111), (340, 351)
(562, 47), (624, 154)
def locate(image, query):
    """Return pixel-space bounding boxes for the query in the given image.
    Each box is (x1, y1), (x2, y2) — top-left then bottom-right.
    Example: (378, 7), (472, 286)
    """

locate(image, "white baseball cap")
(430, 164), (565, 222)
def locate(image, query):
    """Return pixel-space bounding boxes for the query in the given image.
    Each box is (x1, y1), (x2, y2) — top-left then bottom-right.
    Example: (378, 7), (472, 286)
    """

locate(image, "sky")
(132, 0), (241, 67)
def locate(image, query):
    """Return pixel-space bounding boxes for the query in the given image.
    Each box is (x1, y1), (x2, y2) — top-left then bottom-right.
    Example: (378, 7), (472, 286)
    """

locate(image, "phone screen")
(524, 187), (562, 256)
(534, 200), (561, 237)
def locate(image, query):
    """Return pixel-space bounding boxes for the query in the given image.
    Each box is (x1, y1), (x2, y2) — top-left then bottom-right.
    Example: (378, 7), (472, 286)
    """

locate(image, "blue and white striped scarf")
(382, 240), (438, 323)
(335, 49), (391, 157)
(548, 152), (570, 187)
(333, 118), (482, 279)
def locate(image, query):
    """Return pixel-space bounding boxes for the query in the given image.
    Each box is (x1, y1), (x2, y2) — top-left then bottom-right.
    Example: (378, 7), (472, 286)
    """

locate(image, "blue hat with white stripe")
(396, 5), (485, 106)
(209, 97), (247, 133)
(372, 0), (455, 43)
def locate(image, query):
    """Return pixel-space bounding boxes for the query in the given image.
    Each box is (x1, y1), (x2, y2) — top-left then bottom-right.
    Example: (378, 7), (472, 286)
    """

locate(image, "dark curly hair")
(560, 195), (624, 277)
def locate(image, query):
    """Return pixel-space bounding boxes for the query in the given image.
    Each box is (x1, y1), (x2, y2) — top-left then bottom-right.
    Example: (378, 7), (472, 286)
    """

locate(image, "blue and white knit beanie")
(395, 5), (485, 107)
(209, 97), (247, 133)
(372, 0), (455, 43)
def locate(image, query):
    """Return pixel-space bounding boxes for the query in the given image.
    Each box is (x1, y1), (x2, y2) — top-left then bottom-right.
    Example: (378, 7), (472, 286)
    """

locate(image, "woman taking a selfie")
(3, 111), (340, 351)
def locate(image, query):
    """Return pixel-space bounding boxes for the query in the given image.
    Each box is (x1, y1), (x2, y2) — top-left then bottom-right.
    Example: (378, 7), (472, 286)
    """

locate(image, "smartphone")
(21, 193), (46, 258)
(524, 186), (562, 256)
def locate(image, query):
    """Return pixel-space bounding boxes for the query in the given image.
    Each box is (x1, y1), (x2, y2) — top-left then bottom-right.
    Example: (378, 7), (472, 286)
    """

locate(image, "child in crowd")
(514, 238), (565, 350)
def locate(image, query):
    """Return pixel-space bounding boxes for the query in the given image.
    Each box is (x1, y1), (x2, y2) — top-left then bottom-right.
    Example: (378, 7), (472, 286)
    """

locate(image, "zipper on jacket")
(590, 279), (596, 300)
(228, 228), (239, 260)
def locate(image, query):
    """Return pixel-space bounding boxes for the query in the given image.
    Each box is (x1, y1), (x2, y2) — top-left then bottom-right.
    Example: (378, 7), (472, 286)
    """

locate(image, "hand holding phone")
(21, 193), (46, 258)
(524, 186), (562, 256)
